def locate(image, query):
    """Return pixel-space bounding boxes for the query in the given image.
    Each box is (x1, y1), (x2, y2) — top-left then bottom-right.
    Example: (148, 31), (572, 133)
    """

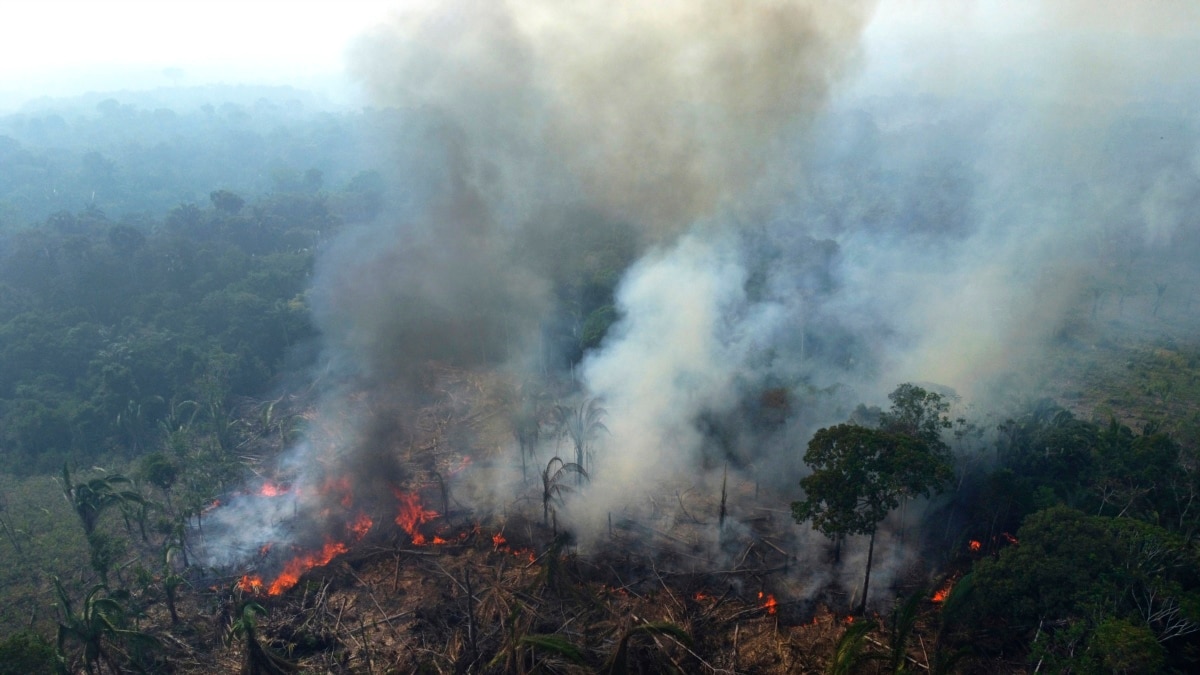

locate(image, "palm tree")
(541, 457), (587, 530)
(602, 621), (691, 675)
(552, 397), (608, 480)
(227, 601), (298, 675)
(826, 618), (878, 675)
(162, 545), (187, 626)
(53, 577), (157, 675)
(60, 464), (144, 537)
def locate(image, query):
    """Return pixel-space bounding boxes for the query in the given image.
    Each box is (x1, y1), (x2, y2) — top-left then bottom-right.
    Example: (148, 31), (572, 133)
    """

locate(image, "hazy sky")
(3, 1), (1196, 112)
(0, 0), (399, 109)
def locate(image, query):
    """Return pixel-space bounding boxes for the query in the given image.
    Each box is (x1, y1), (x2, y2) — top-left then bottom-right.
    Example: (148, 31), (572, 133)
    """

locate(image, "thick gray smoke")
(201, 0), (1200, 608)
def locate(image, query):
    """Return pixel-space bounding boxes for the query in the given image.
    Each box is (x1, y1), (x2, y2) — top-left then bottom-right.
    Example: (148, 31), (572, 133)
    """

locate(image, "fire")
(1001, 532), (1019, 546)
(393, 490), (440, 545)
(350, 513), (373, 540)
(758, 591), (778, 615)
(491, 531), (536, 562)
(844, 616), (854, 624)
(259, 481), (287, 497)
(694, 592), (711, 602)
(932, 579), (955, 603)
(258, 543), (273, 557)
(238, 575), (264, 594)
(968, 540), (982, 552)
(267, 539), (348, 596)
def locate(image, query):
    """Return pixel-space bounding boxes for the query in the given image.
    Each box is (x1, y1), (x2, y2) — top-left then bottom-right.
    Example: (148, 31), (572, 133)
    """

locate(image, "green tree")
(210, 189), (245, 215)
(53, 577), (157, 675)
(964, 506), (1199, 669)
(60, 465), (144, 537)
(227, 601), (298, 675)
(138, 452), (179, 508)
(793, 423), (952, 615)
(0, 631), (56, 675)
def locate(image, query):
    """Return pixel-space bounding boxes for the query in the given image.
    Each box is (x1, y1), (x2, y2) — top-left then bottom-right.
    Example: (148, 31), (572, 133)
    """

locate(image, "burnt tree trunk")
(858, 528), (876, 616)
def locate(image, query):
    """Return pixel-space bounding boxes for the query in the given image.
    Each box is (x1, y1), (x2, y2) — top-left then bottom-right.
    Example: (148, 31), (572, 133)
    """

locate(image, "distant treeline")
(0, 86), (400, 230)
(0, 183), (386, 473)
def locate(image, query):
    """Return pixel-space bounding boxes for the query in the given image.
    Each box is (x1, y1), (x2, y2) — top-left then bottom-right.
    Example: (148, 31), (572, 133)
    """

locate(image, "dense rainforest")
(0, 87), (1197, 675)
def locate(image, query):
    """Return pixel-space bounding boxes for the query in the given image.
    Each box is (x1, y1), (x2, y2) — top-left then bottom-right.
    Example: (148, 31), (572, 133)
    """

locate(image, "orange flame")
(694, 592), (711, 602)
(259, 481), (286, 497)
(758, 591), (778, 615)
(267, 539), (348, 595)
(393, 490), (439, 545)
(258, 543), (273, 557)
(237, 575), (263, 594)
(350, 513), (373, 540)
(491, 531), (536, 561)
(1001, 532), (1019, 546)
(968, 540), (982, 552)
(932, 579), (954, 603)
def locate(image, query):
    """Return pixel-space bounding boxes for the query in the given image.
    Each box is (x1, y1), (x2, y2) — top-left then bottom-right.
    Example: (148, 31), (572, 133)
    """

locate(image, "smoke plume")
(199, 0), (1200, 608)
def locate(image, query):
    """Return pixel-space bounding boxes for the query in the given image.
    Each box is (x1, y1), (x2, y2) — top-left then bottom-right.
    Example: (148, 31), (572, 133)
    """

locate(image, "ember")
(932, 579), (954, 603)
(757, 591), (778, 615)
(968, 540), (982, 552)
(491, 531), (537, 562)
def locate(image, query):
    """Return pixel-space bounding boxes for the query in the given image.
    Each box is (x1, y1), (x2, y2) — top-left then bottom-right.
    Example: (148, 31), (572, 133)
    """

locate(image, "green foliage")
(53, 577), (158, 675)
(826, 618), (878, 675)
(228, 602), (298, 675)
(518, 633), (587, 666)
(888, 588), (923, 673)
(1089, 617), (1165, 674)
(603, 622), (691, 675)
(795, 384), (955, 614)
(962, 506), (1200, 669)
(0, 158), (340, 475)
(0, 630), (56, 674)
(60, 465), (143, 537)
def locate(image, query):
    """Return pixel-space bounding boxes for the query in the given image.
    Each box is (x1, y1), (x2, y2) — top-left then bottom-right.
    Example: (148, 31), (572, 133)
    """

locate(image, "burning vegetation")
(15, 2), (1200, 674)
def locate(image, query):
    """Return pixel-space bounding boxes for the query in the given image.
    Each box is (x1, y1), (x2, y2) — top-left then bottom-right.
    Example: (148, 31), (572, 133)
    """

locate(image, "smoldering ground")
(198, 0), (1200, 609)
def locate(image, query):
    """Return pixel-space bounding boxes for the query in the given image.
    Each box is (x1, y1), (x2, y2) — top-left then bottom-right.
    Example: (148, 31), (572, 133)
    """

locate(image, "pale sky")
(0, 0), (402, 109)
(1, 1), (1196, 112)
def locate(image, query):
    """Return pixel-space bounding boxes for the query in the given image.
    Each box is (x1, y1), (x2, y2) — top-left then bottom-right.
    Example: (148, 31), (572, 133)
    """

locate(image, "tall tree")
(792, 422), (952, 615)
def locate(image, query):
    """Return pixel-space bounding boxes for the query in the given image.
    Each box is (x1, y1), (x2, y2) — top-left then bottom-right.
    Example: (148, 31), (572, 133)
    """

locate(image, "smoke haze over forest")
(3, 4), (1200, 657)
(189, 0), (1200, 594)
